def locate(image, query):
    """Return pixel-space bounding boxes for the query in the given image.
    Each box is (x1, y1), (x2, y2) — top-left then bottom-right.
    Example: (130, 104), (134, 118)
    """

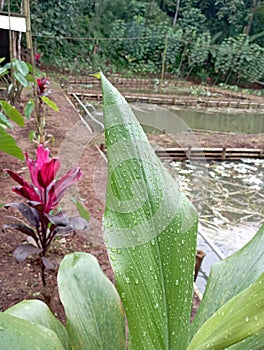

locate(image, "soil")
(0, 85), (263, 326)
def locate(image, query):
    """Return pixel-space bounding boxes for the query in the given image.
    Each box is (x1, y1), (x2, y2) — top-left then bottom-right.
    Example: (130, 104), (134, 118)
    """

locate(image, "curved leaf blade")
(13, 244), (43, 262)
(0, 112), (13, 129)
(191, 223), (264, 340)
(58, 252), (126, 350)
(187, 272), (264, 350)
(5, 299), (69, 350)
(16, 60), (29, 76)
(0, 127), (24, 160)
(0, 312), (65, 350)
(227, 333), (264, 350)
(14, 71), (28, 87)
(25, 99), (35, 120)
(41, 96), (59, 112)
(0, 100), (24, 126)
(101, 73), (198, 350)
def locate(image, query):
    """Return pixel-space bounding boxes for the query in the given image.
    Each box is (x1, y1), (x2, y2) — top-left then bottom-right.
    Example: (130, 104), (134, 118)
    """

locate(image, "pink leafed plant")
(3, 145), (88, 286)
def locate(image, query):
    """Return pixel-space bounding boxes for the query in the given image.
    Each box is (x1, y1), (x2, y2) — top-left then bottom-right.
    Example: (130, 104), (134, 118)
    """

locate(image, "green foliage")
(71, 197), (91, 222)
(27, 0), (263, 82)
(215, 34), (264, 83)
(0, 59), (32, 104)
(2, 252), (125, 350)
(1, 76), (264, 349)
(58, 253), (125, 349)
(41, 96), (59, 112)
(0, 100), (24, 160)
(24, 99), (35, 120)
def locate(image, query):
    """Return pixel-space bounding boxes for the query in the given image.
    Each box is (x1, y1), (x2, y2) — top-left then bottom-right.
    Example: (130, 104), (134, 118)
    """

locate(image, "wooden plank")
(155, 148), (263, 161)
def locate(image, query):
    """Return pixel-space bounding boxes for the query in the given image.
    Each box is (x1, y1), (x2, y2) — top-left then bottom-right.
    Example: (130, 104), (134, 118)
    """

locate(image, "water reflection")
(169, 159), (264, 292)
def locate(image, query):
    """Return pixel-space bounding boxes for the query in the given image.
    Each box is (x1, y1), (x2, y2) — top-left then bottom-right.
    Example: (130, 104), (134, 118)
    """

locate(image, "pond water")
(169, 158), (264, 292)
(133, 103), (264, 134)
(89, 102), (264, 292)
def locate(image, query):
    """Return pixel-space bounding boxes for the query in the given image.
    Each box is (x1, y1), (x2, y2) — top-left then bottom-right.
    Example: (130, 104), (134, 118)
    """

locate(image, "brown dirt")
(0, 86), (263, 325)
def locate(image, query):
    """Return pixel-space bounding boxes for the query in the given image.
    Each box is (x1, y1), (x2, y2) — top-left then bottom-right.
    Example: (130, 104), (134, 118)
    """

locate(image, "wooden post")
(159, 34), (168, 93)
(23, 0), (32, 52)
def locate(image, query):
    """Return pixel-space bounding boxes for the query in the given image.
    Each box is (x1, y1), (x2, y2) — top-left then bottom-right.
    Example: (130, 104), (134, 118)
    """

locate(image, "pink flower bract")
(5, 145), (83, 213)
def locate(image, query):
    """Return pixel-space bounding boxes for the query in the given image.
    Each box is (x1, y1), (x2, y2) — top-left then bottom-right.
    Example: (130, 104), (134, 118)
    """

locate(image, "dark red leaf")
(27, 201), (46, 212)
(4, 202), (40, 227)
(46, 211), (69, 226)
(41, 257), (56, 270)
(47, 167), (83, 208)
(13, 186), (41, 202)
(4, 169), (31, 188)
(2, 223), (37, 239)
(37, 158), (60, 188)
(69, 216), (89, 231)
(13, 244), (42, 262)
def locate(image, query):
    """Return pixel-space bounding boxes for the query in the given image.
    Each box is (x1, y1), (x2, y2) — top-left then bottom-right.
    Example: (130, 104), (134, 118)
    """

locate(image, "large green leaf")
(14, 71), (28, 87)
(58, 252), (126, 350)
(0, 312), (65, 350)
(187, 272), (264, 350)
(190, 223), (264, 340)
(16, 59), (29, 76)
(0, 100), (24, 126)
(0, 127), (24, 160)
(101, 73), (198, 350)
(5, 299), (69, 349)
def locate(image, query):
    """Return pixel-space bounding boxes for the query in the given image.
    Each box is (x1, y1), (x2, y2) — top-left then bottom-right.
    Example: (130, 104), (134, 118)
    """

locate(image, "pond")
(169, 158), (264, 292)
(88, 101), (264, 292)
(133, 103), (264, 134)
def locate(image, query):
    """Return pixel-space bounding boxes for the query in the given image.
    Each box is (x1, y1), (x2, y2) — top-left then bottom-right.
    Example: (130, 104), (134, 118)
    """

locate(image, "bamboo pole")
(24, 0), (44, 143)
(159, 34), (168, 93)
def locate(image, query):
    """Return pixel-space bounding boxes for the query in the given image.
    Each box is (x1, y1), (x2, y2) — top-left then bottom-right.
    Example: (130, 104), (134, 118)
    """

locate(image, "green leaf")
(7, 83), (14, 95)
(187, 272), (264, 350)
(190, 223), (264, 340)
(41, 96), (59, 112)
(58, 252), (126, 350)
(16, 60), (29, 76)
(91, 72), (101, 79)
(227, 333), (264, 350)
(14, 72), (29, 87)
(0, 112), (13, 129)
(71, 197), (90, 222)
(26, 74), (34, 83)
(25, 99), (35, 120)
(0, 100), (24, 126)
(0, 312), (65, 350)
(29, 130), (36, 141)
(0, 67), (8, 76)
(101, 73), (198, 350)
(5, 299), (69, 350)
(0, 127), (24, 160)
(0, 57), (5, 64)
